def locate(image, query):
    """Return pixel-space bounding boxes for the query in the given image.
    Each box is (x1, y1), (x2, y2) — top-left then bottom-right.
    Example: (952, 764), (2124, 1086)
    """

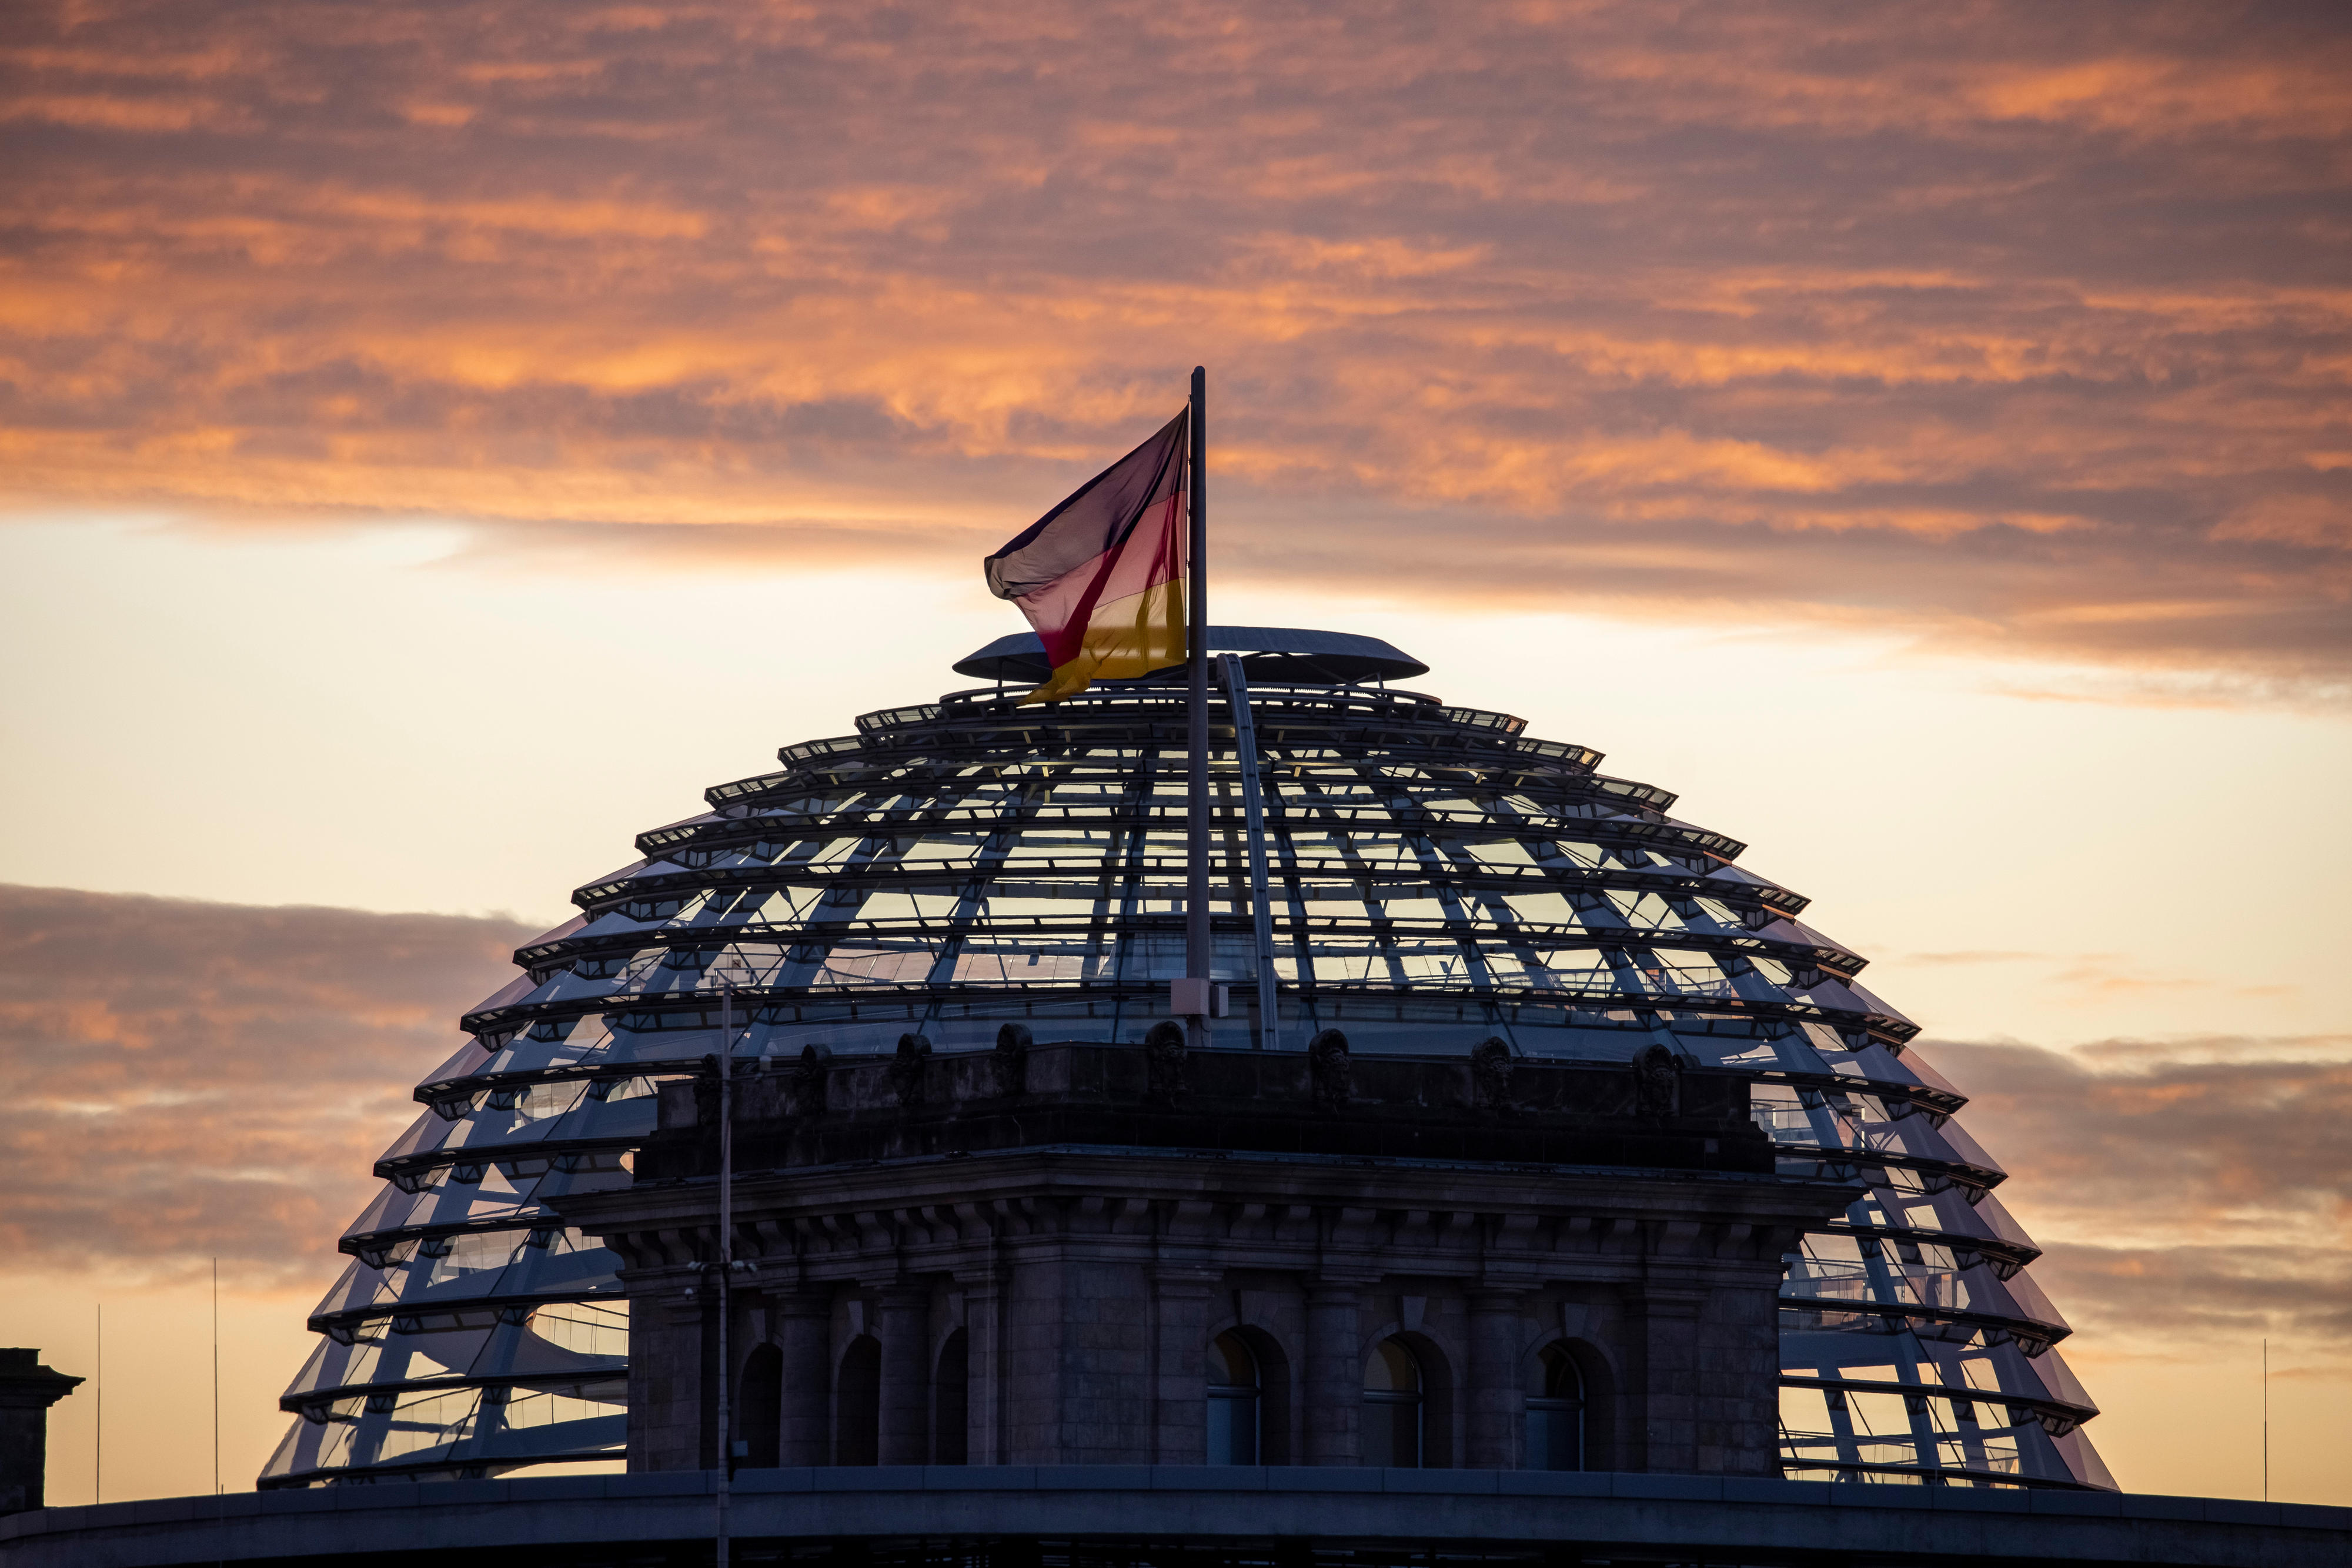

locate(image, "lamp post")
(711, 955), (751, 1568)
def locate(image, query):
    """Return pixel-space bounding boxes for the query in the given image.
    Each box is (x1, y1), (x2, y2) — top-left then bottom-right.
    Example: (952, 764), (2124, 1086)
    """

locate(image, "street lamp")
(709, 954), (753, 1568)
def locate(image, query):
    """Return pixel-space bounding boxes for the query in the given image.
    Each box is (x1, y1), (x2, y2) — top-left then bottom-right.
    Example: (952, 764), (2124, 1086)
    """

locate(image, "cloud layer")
(0, 884), (531, 1290)
(8, 880), (2341, 1372)
(3, 2), (2348, 683)
(1924, 1035), (2352, 1357)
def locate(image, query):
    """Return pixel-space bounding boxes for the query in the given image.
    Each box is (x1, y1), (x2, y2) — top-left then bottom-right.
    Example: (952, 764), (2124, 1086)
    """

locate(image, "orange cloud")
(1925, 1035), (2352, 1356)
(0, 884), (533, 1290)
(1, 1), (2348, 686)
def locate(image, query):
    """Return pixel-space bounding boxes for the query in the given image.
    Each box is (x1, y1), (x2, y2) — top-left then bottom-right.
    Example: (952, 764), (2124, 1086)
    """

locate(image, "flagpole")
(1185, 365), (1211, 1048)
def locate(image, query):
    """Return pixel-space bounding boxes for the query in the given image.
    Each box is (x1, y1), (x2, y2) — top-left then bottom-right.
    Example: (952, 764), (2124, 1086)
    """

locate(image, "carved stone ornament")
(1470, 1037), (1516, 1114)
(888, 1033), (933, 1107)
(1308, 1028), (1352, 1109)
(789, 1042), (831, 1116)
(1143, 1019), (1188, 1104)
(1633, 1041), (1682, 1118)
(993, 1022), (1032, 1096)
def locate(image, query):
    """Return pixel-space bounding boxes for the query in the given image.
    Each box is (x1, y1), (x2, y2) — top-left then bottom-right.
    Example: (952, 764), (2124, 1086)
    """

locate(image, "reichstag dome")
(262, 626), (2112, 1492)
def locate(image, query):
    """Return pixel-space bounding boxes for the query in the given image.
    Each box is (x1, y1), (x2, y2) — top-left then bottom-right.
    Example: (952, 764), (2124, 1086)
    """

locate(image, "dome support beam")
(1220, 653), (1280, 1049)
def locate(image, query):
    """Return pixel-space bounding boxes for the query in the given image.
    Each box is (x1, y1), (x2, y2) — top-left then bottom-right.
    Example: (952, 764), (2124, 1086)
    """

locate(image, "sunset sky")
(2, 0), (2346, 1507)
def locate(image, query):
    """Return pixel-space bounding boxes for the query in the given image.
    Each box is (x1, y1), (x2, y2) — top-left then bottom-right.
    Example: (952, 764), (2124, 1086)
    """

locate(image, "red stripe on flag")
(1014, 489), (1186, 668)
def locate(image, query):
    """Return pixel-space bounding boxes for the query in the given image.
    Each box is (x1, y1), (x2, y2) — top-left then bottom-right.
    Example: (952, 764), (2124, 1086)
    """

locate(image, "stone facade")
(0, 1348), (82, 1515)
(553, 1032), (1855, 1478)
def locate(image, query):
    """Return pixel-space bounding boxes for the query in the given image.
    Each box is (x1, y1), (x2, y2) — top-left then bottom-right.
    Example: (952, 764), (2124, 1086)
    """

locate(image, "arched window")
(737, 1343), (782, 1468)
(934, 1329), (970, 1465)
(1362, 1338), (1424, 1467)
(835, 1334), (880, 1466)
(1206, 1331), (1260, 1464)
(1525, 1343), (1585, 1471)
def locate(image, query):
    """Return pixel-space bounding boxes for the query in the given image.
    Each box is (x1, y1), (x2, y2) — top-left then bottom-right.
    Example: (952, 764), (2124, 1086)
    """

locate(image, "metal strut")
(1219, 653), (1281, 1050)
(1184, 366), (1211, 1049)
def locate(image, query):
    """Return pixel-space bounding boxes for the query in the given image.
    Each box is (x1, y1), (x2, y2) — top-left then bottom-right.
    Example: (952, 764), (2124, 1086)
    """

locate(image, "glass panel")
(1365, 1339), (1420, 1393)
(1207, 1331), (1259, 1464)
(1540, 1343), (1583, 1402)
(1364, 1339), (1424, 1467)
(836, 1336), (880, 1466)
(1526, 1401), (1579, 1471)
(1529, 1343), (1583, 1470)
(1207, 1390), (1257, 1465)
(1362, 1391), (1422, 1468)
(737, 1345), (783, 1468)
(1207, 1331), (1257, 1389)
(934, 1330), (969, 1466)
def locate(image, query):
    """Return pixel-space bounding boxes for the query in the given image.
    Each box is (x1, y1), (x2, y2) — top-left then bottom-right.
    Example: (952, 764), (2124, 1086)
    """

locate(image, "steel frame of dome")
(263, 631), (2112, 1492)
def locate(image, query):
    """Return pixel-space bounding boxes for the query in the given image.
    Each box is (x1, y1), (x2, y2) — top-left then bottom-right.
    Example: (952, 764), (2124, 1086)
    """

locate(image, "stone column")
(1000, 1251), (1060, 1463)
(773, 1291), (833, 1467)
(954, 1267), (1006, 1465)
(876, 1287), (931, 1465)
(1625, 1283), (1708, 1472)
(1151, 1266), (1220, 1464)
(1302, 1284), (1362, 1465)
(627, 1278), (709, 1472)
(1465, 1291), (1526, 1470)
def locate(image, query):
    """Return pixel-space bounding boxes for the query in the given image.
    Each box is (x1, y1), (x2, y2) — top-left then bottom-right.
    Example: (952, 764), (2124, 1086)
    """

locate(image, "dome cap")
(953, 624), (1427, 685)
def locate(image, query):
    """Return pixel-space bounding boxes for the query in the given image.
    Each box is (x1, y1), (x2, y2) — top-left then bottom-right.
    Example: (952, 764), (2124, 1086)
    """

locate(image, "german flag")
(984, 410), (1190, 704)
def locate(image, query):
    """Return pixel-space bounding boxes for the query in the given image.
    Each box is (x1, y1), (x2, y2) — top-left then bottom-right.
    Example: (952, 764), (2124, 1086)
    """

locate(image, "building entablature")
(637, 1034), (1776, 1181)
(553, 1034), (1856, 1478)
(588, 1145), (1838, 1289)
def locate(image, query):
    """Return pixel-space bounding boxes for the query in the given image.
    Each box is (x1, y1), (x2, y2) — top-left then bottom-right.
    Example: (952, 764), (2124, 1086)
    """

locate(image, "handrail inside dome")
(952, 625), (1429, 684)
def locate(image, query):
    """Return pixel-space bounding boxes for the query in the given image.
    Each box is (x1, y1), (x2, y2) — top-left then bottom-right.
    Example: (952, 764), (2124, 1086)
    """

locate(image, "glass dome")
(263, 627), (2111, 1489)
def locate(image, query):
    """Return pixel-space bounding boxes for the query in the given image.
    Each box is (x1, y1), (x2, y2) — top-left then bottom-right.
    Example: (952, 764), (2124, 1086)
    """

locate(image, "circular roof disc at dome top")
(952, 624), (1429, 686)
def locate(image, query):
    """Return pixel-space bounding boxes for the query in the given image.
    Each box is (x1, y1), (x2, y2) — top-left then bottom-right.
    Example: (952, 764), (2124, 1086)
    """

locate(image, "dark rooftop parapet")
(639, 1034), (1766, 1182)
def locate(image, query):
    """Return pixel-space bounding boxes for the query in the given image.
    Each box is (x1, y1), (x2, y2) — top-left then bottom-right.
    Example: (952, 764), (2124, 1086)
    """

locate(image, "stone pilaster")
(773, 1290), (833, 1467)
(1001, 1253), (1061, 1463)
(1625, 1283), (1709, 1472)
(1150, 1266), (1220, 1463)
(1465, 1290), (1526, 1470)
(622, 1272), (709, 1472)
(876, 1287), (930, 1465)
(954, 1266), (1007, 1465)
(1302, 1284), (1362, 1465)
